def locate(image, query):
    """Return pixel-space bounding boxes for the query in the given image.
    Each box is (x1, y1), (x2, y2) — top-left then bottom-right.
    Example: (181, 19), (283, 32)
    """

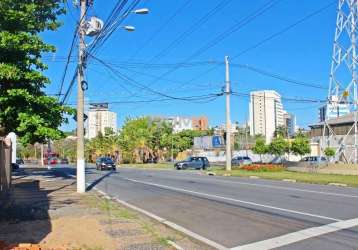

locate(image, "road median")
(208, 167), (358, 187)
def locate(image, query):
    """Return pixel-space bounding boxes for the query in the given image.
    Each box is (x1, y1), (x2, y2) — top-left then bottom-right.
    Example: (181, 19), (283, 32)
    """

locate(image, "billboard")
(194, 136), (225, 149)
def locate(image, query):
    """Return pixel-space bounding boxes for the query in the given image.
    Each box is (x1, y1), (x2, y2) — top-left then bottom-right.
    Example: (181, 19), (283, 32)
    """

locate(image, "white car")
(231, 156), (252, 166)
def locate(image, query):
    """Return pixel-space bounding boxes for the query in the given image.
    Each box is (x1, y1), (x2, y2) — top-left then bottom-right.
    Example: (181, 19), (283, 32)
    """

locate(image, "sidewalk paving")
(0, 168), (209, 250)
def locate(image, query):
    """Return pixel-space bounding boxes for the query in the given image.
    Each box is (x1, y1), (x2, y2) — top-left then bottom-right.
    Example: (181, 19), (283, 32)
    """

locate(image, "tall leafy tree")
(268, 136), (290, 163)
(0, 0), (73, 144)
(252, 138), (268, 162)
(291, 133), (311, 159)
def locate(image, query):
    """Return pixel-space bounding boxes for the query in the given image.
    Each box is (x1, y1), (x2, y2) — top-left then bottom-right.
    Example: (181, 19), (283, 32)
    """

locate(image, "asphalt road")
(52, 165), (358, 250)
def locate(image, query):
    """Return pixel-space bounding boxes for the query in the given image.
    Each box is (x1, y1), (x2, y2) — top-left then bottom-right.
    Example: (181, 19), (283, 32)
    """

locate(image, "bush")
(240, 164), (285, 172)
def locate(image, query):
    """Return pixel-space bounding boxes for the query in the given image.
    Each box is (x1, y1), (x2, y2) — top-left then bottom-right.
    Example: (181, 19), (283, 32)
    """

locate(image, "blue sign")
(212, 136), (223, 148)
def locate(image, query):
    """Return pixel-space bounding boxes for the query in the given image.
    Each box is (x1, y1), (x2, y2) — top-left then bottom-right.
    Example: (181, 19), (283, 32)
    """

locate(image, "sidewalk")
(0, 167), (208, 250)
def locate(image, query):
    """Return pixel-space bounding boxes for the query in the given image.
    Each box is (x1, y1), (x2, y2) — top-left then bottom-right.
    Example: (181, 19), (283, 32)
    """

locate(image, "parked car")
(231, 156), (252, 166)
(174, 156), (210, 170)
(16, 157), (24, 165)
(300, 156), (328, 165)
(144, 157), (158, 164)
(43, 157), (58, 165)
(96, 157), (116, 171)
(11, 163), (19, 171)
(60, 158), (69, 164)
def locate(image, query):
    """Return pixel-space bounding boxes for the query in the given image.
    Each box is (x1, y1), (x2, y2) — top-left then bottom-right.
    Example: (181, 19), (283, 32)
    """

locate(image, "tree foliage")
(252, 137), (268, 162)
(86, 128), (119, 162)
(274, 125), (288, 138)
(291, 133), (310, 158)
(324, 147), (336, 158)
(117, 117), (210, 163)
(0, 0), (73, 144)
(268, 136), (290, 159)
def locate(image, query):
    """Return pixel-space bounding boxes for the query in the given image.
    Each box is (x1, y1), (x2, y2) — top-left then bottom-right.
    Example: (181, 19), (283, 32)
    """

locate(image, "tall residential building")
(283, 111), (296, 137)
(249, 90), (284, 143)
(86, 103), (117, 139)
(192, 116), (208, 131)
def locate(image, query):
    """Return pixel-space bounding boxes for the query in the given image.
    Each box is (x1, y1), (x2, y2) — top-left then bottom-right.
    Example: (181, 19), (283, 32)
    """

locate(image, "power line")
(127, 0), (193, 61)
(133, 0), (281, 97)
(231, 91), (326, 103)
(60, 0), (137, 105)
(57, 27), (78, 98)
(230, 63), (327, 90)
(186, 0), (336, 84)
(148, 0), (233, 62)
(67, 94), (221, 106)
(61, 68), (78, 105)
(88, 53), (222, 101)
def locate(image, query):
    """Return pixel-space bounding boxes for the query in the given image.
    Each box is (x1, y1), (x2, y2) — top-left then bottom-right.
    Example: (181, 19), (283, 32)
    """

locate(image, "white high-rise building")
(86, 103), (117, 139)
(283, 111), (296, 138)
(249, 90), (284, 143)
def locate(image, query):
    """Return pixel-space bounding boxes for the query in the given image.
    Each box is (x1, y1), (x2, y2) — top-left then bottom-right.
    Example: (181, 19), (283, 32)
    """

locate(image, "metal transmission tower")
(323, 0), (358, 163)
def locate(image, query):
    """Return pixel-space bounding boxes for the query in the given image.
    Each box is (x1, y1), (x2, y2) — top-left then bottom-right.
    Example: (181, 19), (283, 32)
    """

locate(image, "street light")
(132, 8), (149, 15)
(122, 25), (135, 32)
(122, 8), (149, 32)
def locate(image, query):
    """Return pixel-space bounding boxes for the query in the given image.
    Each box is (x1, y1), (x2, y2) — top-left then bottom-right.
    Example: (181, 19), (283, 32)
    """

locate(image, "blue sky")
(41, 0), (337, 131)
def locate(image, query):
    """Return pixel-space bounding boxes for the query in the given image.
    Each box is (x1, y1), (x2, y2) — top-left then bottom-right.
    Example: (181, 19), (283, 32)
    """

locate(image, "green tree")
(274, 125), (288, 138)
(268, 136), (290, 163)
(117, 117), (211, 163)
(291, 133), (311, 159)
(0, 0), (73, 144)
(252, 138), (268, 162)
(86, 128), (120, 162)
(324, 147), (335, 161)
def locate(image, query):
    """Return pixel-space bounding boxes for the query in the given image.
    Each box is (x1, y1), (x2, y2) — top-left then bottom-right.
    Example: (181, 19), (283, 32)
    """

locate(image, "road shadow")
(0, 168), (77, 245)
(86, 170), (116, 191)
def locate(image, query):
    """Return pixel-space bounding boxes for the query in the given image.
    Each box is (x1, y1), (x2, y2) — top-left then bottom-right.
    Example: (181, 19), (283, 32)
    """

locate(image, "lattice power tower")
(322, 0), (358, 163)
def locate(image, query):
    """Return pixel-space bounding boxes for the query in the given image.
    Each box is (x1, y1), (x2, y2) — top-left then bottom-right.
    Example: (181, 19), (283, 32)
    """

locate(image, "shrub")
(240, 164), (285, 172)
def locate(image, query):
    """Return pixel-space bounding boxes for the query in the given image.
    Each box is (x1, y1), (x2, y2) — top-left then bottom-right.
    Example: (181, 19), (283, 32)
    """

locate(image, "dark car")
(174, 156), (210, 170)
(60, 158), (69, 164)
(11, 163), (20, 171)
(16, 157), (24, 165)
(96, 157), (116, 171)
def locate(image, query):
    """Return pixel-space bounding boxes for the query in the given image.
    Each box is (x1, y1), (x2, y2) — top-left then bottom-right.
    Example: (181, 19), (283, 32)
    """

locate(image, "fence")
(0, 137), (12, 195)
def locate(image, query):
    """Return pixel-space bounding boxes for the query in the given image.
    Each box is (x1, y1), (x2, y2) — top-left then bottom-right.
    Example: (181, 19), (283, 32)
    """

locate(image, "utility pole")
(40, 144), (44, 166)
(77, 0), (86, 193)
(225, 56), (231, 171)
(245, 117), (249, 157)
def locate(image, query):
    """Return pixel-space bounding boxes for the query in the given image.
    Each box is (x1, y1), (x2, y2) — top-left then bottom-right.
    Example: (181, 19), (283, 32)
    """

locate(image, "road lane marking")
(89, 185), (228, 250)
(140, 171), (358, 199)
(123, 177), (341, 222)
(232, 217), (358, 250)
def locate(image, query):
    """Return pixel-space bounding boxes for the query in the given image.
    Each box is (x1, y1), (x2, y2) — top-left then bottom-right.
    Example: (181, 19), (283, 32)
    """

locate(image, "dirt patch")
(0, 168), (211, 250)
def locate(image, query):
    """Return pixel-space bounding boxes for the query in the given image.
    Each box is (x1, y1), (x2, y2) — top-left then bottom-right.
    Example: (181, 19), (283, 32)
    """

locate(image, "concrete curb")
(328, 182), (348, 187)
(89, 186), (228, 250)
(282, 179), (297, 183)
(167, 240), (184, 250)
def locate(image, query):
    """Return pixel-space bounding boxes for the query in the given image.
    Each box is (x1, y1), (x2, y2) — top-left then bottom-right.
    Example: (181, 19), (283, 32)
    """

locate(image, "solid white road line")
(147, 172), (358, 199)
(122, 177), (342, 222)
(89, 185), (228, 250)
(232, 217), (358, 250)
(122, 167), (358, 198)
